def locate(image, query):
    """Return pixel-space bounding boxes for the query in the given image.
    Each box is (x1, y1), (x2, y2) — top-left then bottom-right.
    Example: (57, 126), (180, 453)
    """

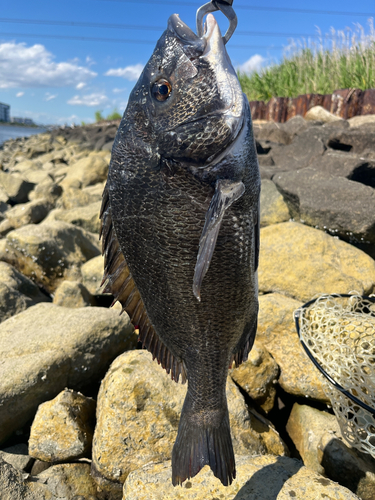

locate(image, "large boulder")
(257, 293), (327, 401)
(273, 168), (375, 243)
(260, 179), (290, 227)
(305, 105), (343, 123)
(44, 201), (101, 233)
(328, 129), (375, 154)
(91, 350), (287, 494)
(258, 222), (375, 302)
(0, 171), (34, 204)
(3, 221), (101, 293)
(123, 455), (361, 500)
(0, 303), (136, 444)
(5, 198), (52, 229)
(61, 153), (108, 189)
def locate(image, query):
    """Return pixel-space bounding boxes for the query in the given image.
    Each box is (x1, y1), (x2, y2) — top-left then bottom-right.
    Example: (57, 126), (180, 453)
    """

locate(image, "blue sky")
(0, 0), (374, 125)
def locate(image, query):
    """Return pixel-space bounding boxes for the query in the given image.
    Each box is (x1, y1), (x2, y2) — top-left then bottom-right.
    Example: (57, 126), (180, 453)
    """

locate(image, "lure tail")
(172, 393), (235, 487)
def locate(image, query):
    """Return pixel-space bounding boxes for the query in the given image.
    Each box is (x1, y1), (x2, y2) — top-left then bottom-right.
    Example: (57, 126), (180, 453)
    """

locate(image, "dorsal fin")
(99, 186), (186, 383)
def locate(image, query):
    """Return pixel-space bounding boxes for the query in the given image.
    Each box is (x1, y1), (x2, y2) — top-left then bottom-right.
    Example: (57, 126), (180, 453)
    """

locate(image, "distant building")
(11, 117), (35, 125)
(0, 103), (10, 122)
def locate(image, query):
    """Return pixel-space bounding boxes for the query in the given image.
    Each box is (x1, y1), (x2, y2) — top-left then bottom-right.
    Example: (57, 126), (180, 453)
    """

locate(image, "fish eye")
(152, 79), (172, 102)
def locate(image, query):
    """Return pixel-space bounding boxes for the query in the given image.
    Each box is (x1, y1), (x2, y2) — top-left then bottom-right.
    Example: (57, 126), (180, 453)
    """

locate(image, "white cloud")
(45, 92), (57, 101)
(67, 92), (109, 107)
(238, 54), (265, 74)
(16, 91), (24, 97)
(112, 87), (126, 94)
(0, 42), (97, 88)
(105, 63), (143, 81)
(76, 82), (86, 89)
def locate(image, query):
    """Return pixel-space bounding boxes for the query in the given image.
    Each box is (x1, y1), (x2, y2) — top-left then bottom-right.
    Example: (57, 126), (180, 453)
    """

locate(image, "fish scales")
(101, 11), (260, 488)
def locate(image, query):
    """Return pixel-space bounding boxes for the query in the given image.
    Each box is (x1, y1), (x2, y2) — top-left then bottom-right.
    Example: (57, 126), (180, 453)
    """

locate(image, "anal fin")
(99, 186), (186, 383)
(193, 179), (245, 301)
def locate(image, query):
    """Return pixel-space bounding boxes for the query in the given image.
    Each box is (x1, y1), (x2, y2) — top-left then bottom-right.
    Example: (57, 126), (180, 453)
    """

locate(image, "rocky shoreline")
(0, 108), (374, 499)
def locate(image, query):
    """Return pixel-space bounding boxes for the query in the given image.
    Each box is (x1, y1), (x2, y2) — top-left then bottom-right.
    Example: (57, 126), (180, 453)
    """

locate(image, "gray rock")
(28, 180), (62, 205)
(328, 129), (375, 154)
(3, 221), (100, 293)
(0, 171), (35, 204)
(308, 150), (375, 181)
(61, 153), (108, 189)
(273, 167), (375, 243)
(305, 105), (343, 123)
(0, 444), (33, 472)
(253, 122), (292, 145)
(29, 389), (96, 462)
(56, 186), (103, 210)
(0, 302), (137, 444)
(270, 127), (326, 171)
(281, 115), (308, 137)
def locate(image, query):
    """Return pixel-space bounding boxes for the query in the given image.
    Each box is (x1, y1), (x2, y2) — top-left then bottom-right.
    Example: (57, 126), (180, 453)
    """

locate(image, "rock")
(36, 463), (99, 499)
(0, 302), (137, 444)
(61, 153), (108, 189)
(230, 341), (279, 412)
(0, 219), (14, 237)
(3, 221), (101, 293)
(319, 432), (375, 500)
(274, 168), (375, 243)
(322, 119), (350, 129)
(81, 255), (105, 295)
(257, 293), (327, 401)
(91, 350), (287, 492)
(258, 222), (375, 302)
(281, 115), (308, 137)
(28, 180), (62, 204)
(328, 129), (375, 154)
(253, 122), (292, 145)
(308, 150), (374, 180)
(123, 454), (360, 500)
(52, 280), (96, 307)
(0, 458), (100, 500)
(260, 179), (290, 227)
(30, 460), (52, 475)
(5, 198), (51, 228)
(270, 127), (326, 172)
(29, 389), (96, 462)
(0, 261), (49, 322)
(45, 201), (101, 233)
(56, 186), (103, 210)
(348, 114), (375, 127)
(0, 443), (34, 472)
(305, 105), (343, 123)
(0, 171), (35, 204)
(286, 403), (340, 475)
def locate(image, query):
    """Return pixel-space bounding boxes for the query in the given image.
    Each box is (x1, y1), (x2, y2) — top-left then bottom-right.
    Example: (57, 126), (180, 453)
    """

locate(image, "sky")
(0, 0), (374, 125)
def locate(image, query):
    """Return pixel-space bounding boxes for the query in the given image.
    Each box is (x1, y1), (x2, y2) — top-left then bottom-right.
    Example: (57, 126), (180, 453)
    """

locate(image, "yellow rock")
(91, 350), (287, 491)
(259, 222), (375, 302)
(260, 179), (290, 227)
(257, 293), (328, 401)
(29, 389), (96, 462)
(123, 455), (360, 500)
(230, 340), (279, 412)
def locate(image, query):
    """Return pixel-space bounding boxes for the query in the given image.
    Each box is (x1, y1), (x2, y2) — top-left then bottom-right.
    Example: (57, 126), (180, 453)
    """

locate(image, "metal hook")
(196, 0), (237, 45)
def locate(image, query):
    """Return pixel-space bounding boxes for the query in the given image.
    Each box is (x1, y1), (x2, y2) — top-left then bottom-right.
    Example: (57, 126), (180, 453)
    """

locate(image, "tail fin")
(171, 402), (235, 487)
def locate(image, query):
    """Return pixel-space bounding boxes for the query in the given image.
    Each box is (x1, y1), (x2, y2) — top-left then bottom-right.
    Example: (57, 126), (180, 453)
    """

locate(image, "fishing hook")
(196, 0), (237, 45)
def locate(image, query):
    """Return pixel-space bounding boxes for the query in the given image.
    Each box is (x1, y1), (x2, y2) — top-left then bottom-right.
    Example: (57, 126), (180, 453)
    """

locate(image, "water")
(0, 124), (48, 148)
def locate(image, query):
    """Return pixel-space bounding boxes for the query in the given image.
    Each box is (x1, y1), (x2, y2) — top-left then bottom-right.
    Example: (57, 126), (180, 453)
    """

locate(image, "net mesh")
(296, 293), (375, 457)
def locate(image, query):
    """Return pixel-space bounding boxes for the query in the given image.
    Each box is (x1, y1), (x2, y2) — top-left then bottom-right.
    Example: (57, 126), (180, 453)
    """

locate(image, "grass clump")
(95, 109), (122, 122)
(239, 19), (375, 102)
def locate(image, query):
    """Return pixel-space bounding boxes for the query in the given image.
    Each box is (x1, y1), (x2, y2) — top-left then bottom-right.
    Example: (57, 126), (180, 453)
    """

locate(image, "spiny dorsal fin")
(99, 186), (186, 383)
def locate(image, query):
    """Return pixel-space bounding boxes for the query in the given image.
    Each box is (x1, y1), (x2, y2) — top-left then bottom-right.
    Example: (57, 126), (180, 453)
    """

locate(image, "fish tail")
(172, 395), (235, 487)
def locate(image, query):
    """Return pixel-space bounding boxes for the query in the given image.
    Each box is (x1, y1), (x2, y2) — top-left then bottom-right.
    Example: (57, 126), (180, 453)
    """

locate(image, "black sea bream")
(100, 12), (260, 486)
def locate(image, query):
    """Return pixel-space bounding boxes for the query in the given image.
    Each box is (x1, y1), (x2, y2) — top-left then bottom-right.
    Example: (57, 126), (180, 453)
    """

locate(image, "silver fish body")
(100, 12), (260, 487)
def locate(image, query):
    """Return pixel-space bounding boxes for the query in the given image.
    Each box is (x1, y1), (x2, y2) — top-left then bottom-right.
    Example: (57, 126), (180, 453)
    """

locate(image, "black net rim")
(294, 293), (375, 417)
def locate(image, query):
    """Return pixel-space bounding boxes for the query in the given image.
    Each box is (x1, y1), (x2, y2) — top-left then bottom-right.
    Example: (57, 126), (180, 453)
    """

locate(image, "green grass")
(239, 20), (375, 102)
(95, 109), (122, 122)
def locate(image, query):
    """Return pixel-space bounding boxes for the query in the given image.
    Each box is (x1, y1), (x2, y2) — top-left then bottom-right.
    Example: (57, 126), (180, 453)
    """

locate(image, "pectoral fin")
(193, 179), (245, 301)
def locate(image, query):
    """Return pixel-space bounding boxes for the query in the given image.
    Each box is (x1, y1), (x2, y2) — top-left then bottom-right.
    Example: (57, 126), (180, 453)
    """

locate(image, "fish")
(100, 10), (260, 487)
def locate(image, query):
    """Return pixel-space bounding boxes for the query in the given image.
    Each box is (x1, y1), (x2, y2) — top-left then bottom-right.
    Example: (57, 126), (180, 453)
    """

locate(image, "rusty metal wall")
(249, 88), (375, 122)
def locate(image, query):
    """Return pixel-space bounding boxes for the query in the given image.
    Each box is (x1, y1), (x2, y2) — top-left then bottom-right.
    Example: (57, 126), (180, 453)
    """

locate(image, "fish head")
(126, 12), (244, 165)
